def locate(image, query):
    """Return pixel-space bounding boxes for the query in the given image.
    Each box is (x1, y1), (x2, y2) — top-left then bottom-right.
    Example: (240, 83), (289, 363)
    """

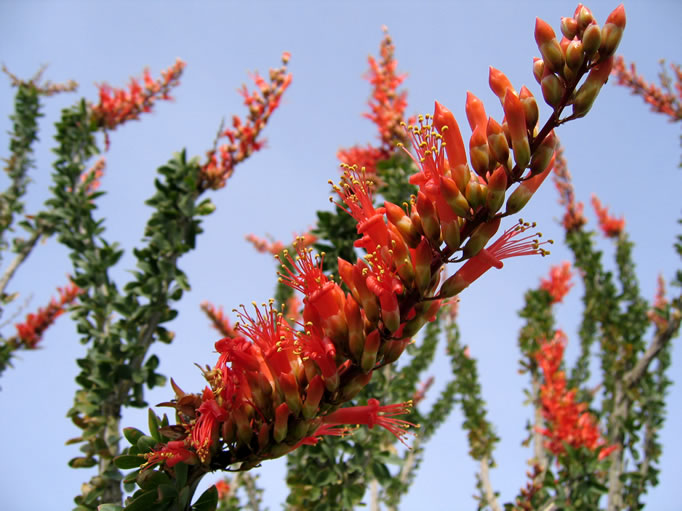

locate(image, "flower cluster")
(647, 274), (669, 331)
(90, 58), (185, 131)
(200, 302), (238, 338)
(14, 283), (81, 348)
(199, 53), (292, 191)
(540, 261), (573, 304)
(138, 4), (624, 476)
(337, 27), (410, 175)
(612, 56), (682, 121)
(591, 194), (625, 238)
(535, 330), (617, 460)
(244, 231), (316, 256)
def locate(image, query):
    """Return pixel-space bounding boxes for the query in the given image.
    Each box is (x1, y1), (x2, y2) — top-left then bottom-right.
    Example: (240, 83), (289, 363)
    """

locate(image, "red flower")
(535, 331), (617, 460)
(15, 282), (81, 348)
(191, 388), (228, 463)
(143, 440), (196, 469)
(591, 195), (625, 238)
(215, 480), (230, 499)
(91, 58), (185, 132)
(540, 261), (573, 304)
(322, 398), (416, 447)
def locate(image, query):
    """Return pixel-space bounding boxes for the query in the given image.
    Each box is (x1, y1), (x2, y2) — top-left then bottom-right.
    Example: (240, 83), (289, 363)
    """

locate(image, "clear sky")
(1, 1), (680, 510)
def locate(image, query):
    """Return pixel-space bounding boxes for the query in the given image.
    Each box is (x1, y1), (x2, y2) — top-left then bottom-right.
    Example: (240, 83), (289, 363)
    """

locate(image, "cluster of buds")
(244, 231), (316, 256)
(199, 53), (292, 191)
(591, 194), (625, 238)
(79, 157), (106, 194)
(612, 56), (682, 121)
(14, 282), (80, 348)
(90, 58), (185, 131)
(647, 275), (669, 331)
(137, 4), (624, 477)
(338, 27), (410, 175)
(535, 330), (617, 460)
(534, 4), (625, 118)
(540, 261), (573, 304)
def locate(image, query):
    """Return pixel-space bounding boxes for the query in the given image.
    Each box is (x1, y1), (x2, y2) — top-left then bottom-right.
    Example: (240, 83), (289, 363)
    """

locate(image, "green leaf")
(191, 485), (218, 511)
(174, 461), (188, 489)
(122, 490), (157, 511)
(123, 427), (146, 445)
(114, 455), (144, 469)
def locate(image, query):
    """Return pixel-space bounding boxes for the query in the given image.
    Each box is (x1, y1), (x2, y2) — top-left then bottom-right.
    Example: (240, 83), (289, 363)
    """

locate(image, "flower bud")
(462, 217), (501, 259)
(530, 130), (556, 176)
(572, 56), (614, 118)
(600, 5), (626, 56)
(440, 176), (471, 218)
(489, 66), (516, 103)
(302, 375), (325, 420)
(535, 18), (564, 73)
(361, 329), (381, 373)
(560, 16), (578, 39)
(487, 118), (510, 168)
(465, 91), (488, 132)
(486, 166), (508, 214)
(442, 218), (462, 252)
(465, 176), (488, 211)
(541, 73), (565, 108)
(433, 101), (468, 169)
(565, 40), (585, 70)
(412, 237), (433, 294)
(274, 403), (290, 442)
(575, 5), (594, 30)
(581, 23), (601, 57)
(385, 201), (421, 248)
(340, 369), (372, 401)
(533, 58), (545, 85)
(416, 192), (441, 245)
(505, 154), (555, 214)
(469, 124), (491, 177)
(279, 372), (303, 416)
(503, 90), (530, 170)
(381, 339), (409, 365)
(344, 295), (365, 362)
(519, 86), (539, 131)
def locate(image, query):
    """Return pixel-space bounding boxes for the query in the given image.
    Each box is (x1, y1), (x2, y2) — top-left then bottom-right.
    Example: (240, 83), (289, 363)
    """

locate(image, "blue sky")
(1, 1), (680, 509)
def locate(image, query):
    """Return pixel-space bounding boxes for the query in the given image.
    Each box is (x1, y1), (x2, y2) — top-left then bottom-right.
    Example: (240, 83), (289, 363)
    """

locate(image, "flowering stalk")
(117, 6), (627, 509)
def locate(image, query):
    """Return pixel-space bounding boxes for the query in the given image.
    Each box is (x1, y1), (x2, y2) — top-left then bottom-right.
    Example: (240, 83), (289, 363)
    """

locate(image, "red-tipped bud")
(385, 201), (421, 248)
(581, 23), (601, 57)
(450, 164), (471, 196)
(535, 18), (564, 73)
(440, 176), (471, 218)
(258, 423), (271, 451)
(469, 124), (491, 177)
(530, 131), (557, 176)
(487, 118), (510, 168)
(465, 176), (488, 210)
(565, 40), (585, 70)
(412, 237), (432, 294)
(302, 375), (325, 419)
(345, 295), (365, 361)
(416, 192), (441, 245)
(503, 90), (530, 170)
(465, 91), (487, 132)
(433, 101), (467, 168)
(541, 73), (565, 108)
(486, 166), (508, 214)
(274, 403), (290, 442)
(388, 226), (416, 285)
(572, 56), (614, 118)
(533, 58), (545, 85)
(361, 329), (381, 373)
(489, 67), (516, 102)
(462, 217), (501, 259)
(519, 86), (539, 131)
(340, 370), (372, 401)
(560, 17), (578, 39)
(601, 5), (626, 56)
(575, 5), (594, 29)
(442, 218), (462, 252)
(505, 154), (555, 214)
(279, 372), (303, 416)
(381, 339), (410, 365)
(353, 261), (380, 323)
(233, 407), (253, 446)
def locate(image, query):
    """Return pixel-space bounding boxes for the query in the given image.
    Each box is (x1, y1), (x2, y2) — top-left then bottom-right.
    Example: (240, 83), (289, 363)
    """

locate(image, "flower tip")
(534, 17), (556, 45)
(606, 5), (626, 28)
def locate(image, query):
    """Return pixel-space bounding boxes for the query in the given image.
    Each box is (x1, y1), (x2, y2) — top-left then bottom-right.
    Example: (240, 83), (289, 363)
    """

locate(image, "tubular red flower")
(322, 398), (416, 447)
(191, 389), (229, 463)
(591, 195), (625, 238)
(143, 440), (196, 470)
